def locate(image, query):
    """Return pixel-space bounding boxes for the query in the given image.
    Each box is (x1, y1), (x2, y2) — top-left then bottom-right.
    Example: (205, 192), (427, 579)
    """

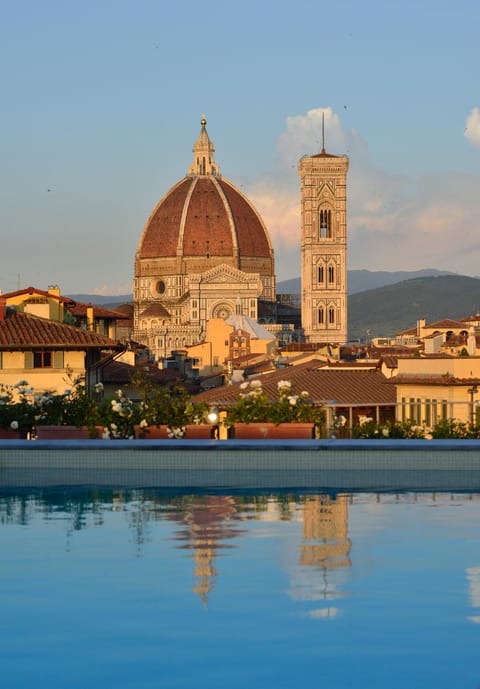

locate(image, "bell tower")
(298, 118), (349, 344)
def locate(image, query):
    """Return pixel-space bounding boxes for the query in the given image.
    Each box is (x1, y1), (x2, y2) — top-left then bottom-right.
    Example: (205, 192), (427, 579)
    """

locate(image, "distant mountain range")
(276, 268), (455, 295)
(70, 268), (455, 305)
(348, 274), (480, 342)
(69, 269), (480, 342)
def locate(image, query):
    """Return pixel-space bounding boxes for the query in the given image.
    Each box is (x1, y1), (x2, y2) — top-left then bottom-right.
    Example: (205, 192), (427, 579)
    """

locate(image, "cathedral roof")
(136, 118), (274, 263)
(225, 314), (275, 340)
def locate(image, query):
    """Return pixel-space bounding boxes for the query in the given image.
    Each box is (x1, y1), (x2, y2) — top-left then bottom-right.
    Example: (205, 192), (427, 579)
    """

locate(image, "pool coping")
(2, 438), (480, 491)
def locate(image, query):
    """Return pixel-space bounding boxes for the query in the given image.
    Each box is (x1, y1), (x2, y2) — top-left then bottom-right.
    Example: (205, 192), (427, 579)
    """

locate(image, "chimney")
(416, 318), (426, 338)
(87, 304), (94, 331)
(0, 296), (6, 322)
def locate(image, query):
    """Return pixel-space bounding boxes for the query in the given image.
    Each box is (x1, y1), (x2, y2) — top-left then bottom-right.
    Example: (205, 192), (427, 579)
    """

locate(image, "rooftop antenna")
(321, 112), (326, 154)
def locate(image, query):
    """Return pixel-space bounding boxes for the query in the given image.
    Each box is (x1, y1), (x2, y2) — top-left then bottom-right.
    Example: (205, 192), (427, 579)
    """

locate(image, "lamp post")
(468, 385), (478, 426)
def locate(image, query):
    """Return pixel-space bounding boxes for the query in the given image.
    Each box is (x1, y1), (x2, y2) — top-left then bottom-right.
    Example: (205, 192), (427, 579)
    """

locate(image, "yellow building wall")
(5, 289), (65, 322)
(0, 350), (86, 396)
(395, 382), (477, 426)
(396, 357), (480, 378)
(188, 318), (275, 374)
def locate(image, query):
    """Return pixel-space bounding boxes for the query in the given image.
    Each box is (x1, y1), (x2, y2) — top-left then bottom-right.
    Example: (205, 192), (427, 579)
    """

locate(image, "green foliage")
(225, 379), (325, 429)
(130, 367), (209, 436)
(0, 369), (209, 440)
(0, 381), (37, 433)
(431, 418), (480, 439)
(352, 419), (427, 439)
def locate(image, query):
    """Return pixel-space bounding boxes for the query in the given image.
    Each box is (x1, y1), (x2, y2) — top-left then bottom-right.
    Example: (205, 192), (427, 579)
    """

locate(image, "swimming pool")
(1, 483), (480, 689)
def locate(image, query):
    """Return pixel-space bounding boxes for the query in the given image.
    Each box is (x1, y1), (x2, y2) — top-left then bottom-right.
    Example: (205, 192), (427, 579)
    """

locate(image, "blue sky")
(1, 0), (479, 295)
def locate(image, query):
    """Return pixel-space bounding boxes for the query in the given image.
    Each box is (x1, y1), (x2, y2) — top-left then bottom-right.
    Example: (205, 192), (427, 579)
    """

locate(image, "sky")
(1, 0), (480, 296)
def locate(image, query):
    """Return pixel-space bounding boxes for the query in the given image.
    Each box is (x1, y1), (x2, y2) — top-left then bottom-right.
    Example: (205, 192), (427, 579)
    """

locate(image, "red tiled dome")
(137, 175), (272, 261)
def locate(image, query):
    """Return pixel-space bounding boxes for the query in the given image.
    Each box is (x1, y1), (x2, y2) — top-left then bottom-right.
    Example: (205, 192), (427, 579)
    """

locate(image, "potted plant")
(225, 379), (325, 439)
(132, 379), (210, 439)
(0, 381), (37, 438)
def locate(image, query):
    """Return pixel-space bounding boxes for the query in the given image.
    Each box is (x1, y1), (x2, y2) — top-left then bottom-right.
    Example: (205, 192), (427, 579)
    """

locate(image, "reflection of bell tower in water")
(300, 494), (351, 569)
(298, 115), (349, 343)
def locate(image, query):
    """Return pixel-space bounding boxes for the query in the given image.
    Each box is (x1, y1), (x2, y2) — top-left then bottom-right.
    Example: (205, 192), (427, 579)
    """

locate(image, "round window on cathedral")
(156, 280), (166, 295)
(212, 303), (233, 320)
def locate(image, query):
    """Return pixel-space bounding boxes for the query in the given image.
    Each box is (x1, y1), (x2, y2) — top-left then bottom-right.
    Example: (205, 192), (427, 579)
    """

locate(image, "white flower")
(167, 426), (185, 438)
(115, 389), (123, 398)
(300, 390), (310, 399)
(110, 423), (118, 430)
(139, 419), (148, 428)
(250, 380), (262, 389)
(10, 420), (19, 430)
(288, 395), (298, 406)
(277, 380), (292, 391)
(240, 382), (249, 390)
(382, 427), (389, 437)
(94, 382), (104, 393)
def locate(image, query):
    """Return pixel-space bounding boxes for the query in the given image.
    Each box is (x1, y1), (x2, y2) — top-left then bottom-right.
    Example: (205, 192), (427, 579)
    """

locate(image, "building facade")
(298, 134), (349, 344)
(133, 118), (276, 360)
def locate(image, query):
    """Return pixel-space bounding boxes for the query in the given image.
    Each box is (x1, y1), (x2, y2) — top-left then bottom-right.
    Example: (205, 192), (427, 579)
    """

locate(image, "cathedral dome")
(133, 118), (276, 360)
(136, 118), (274, 270)
(137, 175), (272, 261)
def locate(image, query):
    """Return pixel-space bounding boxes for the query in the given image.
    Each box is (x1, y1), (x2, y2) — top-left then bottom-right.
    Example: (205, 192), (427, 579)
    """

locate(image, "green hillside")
(348, 275), (480, 342)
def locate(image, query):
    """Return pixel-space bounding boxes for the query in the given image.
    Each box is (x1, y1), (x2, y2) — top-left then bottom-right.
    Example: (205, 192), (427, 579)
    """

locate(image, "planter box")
(35, 425), (102, 440)
(134, 424), (214, 439)
(0, 428), (22, 439)
(184, 424), (214, 439)
(134, 425), (170, 439)
(232, 422), (314, 439)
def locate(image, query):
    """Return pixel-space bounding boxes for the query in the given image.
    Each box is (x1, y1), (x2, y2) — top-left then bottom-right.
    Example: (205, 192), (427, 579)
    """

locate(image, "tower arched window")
(318, 307), (324, 325)
(328, 308), (335, 324)
(328, 265), (335, 283)
(318, 266), (324, 283)
(319, 209), (332, 238)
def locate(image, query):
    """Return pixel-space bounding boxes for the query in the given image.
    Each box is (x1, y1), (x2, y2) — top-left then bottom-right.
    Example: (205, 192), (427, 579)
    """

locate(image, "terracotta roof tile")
(391, 375), (480, 386)
(0, 311), (122, 349)
(1, 286), (73, 304)
(66, 303), (129, 319)
(137, 176), (273, 262)
(193, 363), (396, 407)
(140, 303), (171, 318)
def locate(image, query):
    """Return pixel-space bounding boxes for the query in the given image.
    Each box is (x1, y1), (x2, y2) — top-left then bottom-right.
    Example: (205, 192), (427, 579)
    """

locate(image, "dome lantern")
(188, 115), (219, 177)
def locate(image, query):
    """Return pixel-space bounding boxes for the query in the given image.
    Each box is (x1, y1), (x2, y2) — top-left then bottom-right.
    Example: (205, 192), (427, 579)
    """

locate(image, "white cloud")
(244, 106), (480, 280)
(465, 107), (480, 147)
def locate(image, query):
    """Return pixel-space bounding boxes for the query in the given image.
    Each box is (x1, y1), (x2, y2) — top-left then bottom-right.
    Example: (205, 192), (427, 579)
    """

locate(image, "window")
(33, 351), (52, 368)
(425, 399), (431, 427)
(319, 209), (331, 238)
(441, 401), (448, 420)
(409, 397), (421, 424)
(328, 308), (335, 324)
(318, 266), (324, 283)
(328, 266), (335, 283)
(318, 307), (324, 324)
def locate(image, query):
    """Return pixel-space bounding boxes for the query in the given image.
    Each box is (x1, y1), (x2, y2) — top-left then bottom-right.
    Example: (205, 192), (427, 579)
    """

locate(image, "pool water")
(1, 488), (480, 689)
